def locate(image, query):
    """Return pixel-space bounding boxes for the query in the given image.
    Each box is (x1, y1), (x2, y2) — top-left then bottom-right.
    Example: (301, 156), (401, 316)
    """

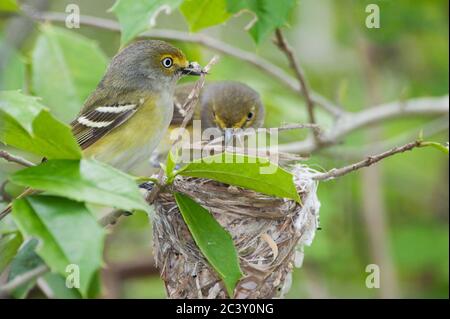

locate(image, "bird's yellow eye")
(161, 57), (173, 68)
(247, 112), (254, 120)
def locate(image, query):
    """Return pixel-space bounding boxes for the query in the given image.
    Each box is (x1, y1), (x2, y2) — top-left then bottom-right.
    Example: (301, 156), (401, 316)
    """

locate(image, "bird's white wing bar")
(72, 103), (139, 149)
(77, 116), (114, 128)
(95, 104), (136, 113)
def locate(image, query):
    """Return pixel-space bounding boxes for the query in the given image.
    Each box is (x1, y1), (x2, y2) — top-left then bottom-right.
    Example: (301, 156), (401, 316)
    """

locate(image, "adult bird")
(0, 40), (202, 219)
(72, 40), (203, 172)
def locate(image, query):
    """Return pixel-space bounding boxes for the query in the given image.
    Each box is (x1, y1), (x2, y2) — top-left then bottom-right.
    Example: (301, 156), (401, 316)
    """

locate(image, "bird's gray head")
(200, 81), (265, 130)
(99, 40), (202, 92)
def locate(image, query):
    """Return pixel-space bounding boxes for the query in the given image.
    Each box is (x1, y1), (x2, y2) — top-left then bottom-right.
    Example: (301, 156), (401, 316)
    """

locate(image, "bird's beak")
(181, 62), (205, 76)
(224, 128), (234, 146)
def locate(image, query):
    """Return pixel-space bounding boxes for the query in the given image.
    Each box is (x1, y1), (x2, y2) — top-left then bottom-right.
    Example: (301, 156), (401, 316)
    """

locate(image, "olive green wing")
(71, 102), (138, 150)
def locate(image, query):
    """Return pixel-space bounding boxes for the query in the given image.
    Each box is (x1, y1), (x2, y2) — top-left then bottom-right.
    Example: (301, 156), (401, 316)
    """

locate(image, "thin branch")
(146, 57), (218, 205)
(0, 264), (49, 296)
(20, 10), (342, 117)
(324, 116), (449, 160)
(0, 150), (35, 167)
(311, 140), (428, 181)
(205, 123), (321, 147)
(278, 123), (321, 133)
(274, 29), (318, 133)
(178, 57), (218, 132)
(279, 95), (449, 154)
(0, 188), (35, 221)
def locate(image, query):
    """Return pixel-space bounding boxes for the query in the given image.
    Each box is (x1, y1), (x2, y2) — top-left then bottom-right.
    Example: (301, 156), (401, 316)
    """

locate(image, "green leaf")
(174, 192), (242, 297)
(0, 0), (18, 12)
(0, 90), (82, 159)
(165, 150), (178, 183)
(7, 238), (45, 298)
(10, 159), (148, 212)
(178, 152), (301, 202)
(110, 0), (183, 46)
(41, 272), (82, 299)
(11, 196), (105, 297)
(181, 0), (231, 32)
(0, 37), (25, 90)
(0, 231), (23, 274)
(32, 25), (108, 122)
(226, 0), (296, 43)
(86, 270), (102, 298)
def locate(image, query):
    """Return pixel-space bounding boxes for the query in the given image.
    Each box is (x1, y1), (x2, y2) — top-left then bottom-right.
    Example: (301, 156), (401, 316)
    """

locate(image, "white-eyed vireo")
(72, 40), (202, 172)
(0, 40), (202, 218)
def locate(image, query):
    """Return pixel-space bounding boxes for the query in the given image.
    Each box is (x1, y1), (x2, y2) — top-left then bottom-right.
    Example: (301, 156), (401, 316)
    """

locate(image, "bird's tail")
(0, 188), (36, 220)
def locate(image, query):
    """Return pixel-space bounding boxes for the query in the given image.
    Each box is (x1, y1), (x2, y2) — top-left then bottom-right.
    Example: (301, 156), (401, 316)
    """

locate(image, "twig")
(0, 188), (35, 221)
(178, 56), (218, 132)
(278, 123), (321, 134)
(324, 116), (449, 160)
(279, 95), (449, 154)
(145, 57), (218, 205)
(0, 264), (49, 296)
(311, 140), (427, 181)
(18, 10), (342, 117)
(205, 123), (321, 147)
(0, 150), (34, 167)
(274, 29), (318, 136)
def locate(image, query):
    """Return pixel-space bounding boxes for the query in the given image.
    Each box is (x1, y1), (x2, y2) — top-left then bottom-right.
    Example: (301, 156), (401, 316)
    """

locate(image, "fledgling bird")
(173, 81), (264, 133)
(152, 81), (265, 164)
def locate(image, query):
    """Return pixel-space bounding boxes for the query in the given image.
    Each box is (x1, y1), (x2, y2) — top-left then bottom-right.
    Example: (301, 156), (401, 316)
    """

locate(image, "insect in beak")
(181, 62), (205, 76)
(224, 128), (234, 146)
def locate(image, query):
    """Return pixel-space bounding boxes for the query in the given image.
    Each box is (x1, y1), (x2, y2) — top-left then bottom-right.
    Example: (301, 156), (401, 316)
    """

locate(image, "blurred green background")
(0, 0), (448, 298)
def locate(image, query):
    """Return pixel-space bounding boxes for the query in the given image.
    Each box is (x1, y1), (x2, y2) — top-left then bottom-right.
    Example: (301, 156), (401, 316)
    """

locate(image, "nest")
(152, 165), (321, 299)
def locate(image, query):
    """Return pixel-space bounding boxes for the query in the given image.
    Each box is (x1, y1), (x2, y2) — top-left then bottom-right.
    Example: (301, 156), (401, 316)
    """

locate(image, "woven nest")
(152, 165), (320, 299)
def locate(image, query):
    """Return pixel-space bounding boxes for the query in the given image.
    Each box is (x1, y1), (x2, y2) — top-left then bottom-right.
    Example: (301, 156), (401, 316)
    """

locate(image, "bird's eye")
(247, 112), (254, 120)
(162, 57), (173, 68)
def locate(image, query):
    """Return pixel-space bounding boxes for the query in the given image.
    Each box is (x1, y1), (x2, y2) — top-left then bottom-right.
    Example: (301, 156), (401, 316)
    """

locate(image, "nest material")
(152, 165), (320, 299)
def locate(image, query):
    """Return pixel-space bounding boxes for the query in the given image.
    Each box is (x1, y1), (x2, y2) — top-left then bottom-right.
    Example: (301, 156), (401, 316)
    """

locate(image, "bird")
(0, 40), (202, 218)
(71, 40), (202, 172)
(152, 81), (265, 165)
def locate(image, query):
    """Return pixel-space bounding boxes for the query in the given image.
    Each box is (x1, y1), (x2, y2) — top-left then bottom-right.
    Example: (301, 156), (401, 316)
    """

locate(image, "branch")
(311, 140), (441, 181)
(0, 264), (49, 296)
(20, 10), (343, 117)
(279, 95), (449, 154)
(0, 150), (35, 167)
(205, 122), (321, 147)
(324, 116), (449, 160)
(274, 29), (318, 131)
(146, 56), (218, 205)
